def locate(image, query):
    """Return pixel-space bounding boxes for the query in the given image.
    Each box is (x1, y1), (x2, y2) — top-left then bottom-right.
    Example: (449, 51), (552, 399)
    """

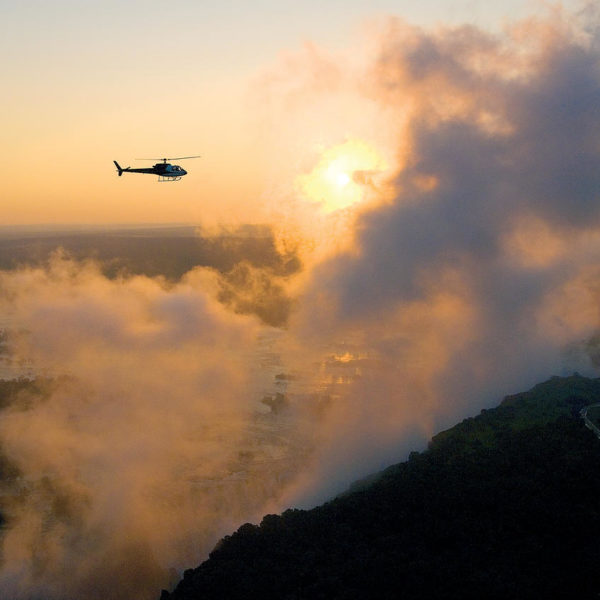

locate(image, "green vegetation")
(427, 373), (600, 454)
(163, 374), (600, 600)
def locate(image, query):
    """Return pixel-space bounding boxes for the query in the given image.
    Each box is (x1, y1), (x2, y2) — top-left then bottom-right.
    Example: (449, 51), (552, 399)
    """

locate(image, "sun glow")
(297, 140), (388, 213)
(332, 169), (351, 188)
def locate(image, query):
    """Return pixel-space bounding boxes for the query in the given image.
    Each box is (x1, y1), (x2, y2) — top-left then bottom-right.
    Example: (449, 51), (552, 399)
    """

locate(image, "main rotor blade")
(168, 155), (201, 160)
(134, 155), (201, 161)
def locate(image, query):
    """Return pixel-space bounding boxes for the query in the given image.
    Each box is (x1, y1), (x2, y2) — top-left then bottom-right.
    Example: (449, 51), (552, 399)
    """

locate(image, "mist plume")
(0, 255), (301, 599)
(277, 8), (600, 505)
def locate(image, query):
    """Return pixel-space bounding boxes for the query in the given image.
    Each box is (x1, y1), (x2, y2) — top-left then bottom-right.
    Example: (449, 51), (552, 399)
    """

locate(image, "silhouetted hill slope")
(162, 374), (600, 600)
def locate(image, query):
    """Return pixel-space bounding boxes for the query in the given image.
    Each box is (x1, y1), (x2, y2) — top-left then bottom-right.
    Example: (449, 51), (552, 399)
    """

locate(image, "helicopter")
(113, 156), (200, 182)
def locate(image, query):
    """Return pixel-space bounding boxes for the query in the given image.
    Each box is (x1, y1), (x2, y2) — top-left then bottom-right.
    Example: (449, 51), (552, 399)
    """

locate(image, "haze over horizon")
(2, 1), (600, 599)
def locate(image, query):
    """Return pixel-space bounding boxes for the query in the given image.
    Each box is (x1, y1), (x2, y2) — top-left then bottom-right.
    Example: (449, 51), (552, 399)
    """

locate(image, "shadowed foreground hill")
(162, 374), (600, 600)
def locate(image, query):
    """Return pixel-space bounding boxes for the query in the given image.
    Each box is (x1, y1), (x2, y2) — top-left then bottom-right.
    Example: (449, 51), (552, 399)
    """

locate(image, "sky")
(1, 0), (585, 225)
(1, 1), (600, 599)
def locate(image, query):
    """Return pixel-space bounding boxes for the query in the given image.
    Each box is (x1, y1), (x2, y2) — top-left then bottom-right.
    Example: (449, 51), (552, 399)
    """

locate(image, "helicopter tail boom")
(113, 160), (124, 176)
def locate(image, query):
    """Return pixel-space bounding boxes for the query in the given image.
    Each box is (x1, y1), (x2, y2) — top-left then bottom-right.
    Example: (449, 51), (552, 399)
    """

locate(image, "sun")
(296, 140), (388, 213)
(332, 169), (351, 188)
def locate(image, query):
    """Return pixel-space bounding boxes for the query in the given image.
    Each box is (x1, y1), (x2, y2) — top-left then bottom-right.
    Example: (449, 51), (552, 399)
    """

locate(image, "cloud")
(212, 261), (294, 327)
(0, 255), (313, 599)
(281, 9), (600, 504)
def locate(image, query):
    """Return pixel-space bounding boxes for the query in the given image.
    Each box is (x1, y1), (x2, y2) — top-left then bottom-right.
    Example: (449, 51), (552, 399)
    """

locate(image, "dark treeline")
(163, 374), (600, 600)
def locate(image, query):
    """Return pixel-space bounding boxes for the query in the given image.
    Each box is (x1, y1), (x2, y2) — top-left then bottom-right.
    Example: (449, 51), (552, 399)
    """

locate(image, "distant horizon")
(0, 222), (276, 236)
(0, 221), (196, 230)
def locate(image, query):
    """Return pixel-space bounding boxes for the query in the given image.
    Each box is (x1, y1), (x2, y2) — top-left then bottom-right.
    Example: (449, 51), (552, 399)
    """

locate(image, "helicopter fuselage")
(113, 160), (188, 181)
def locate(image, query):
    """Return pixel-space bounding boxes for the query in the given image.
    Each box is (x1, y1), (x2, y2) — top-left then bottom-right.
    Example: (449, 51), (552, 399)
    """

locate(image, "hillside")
(162, 374), (600, 600)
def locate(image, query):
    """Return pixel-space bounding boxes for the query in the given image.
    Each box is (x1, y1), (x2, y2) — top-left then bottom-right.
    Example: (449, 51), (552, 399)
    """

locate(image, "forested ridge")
(163, 374), (600, 600)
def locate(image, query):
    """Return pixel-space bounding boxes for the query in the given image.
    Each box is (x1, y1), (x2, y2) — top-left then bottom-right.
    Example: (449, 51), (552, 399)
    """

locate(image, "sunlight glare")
(297, 139), (388, 213)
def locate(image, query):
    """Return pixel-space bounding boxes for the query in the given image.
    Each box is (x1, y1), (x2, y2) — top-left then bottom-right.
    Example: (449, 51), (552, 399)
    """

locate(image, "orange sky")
(1, 0), (565, 226)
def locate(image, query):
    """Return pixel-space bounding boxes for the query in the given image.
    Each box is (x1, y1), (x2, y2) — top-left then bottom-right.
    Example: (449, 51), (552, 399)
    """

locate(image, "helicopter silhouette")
(113, 156), (200, 182)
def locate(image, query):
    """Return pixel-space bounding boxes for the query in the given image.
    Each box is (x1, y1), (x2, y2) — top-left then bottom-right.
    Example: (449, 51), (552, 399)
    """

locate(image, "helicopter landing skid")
(157, 175), (182, 182)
